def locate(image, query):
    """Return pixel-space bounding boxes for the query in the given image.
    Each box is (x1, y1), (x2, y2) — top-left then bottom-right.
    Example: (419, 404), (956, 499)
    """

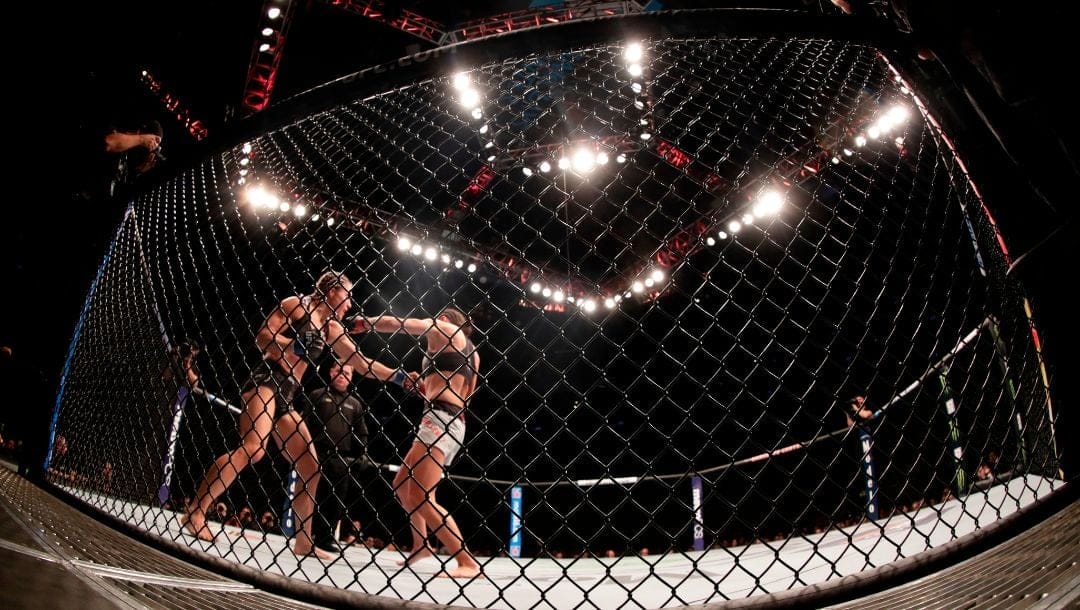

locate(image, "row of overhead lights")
(451, 41), (652, 179)
(396, 236), (477, 273)
(258, 4), (284, 53)
(832, 104), (912, 164)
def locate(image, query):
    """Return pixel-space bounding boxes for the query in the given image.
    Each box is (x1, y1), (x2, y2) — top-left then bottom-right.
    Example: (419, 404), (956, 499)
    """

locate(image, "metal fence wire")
(47, 25), (1062, 609)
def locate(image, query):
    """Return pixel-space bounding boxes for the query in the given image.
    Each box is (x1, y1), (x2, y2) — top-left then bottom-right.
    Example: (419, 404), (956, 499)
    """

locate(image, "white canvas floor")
(72, 474), (1062, 608)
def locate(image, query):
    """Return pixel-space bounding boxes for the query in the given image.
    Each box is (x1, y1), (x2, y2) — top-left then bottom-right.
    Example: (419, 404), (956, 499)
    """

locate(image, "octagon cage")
(46, 9), (1063, 609)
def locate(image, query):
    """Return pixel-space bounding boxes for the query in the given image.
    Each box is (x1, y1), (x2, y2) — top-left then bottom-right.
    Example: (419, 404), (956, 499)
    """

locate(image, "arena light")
(262, 27), (274, 36)
(424, 247), (438, 261)
(753, 190), (784, 217)
(410, 244), (423, 256)
(558, 157), (571, 170)
(242, 143), (253, 154)
(616, 154), (627, 163)
(240, 158), (250, 166)
(728, 220), (742, 233)
(596, 152), (609, 165)
(572, 149), (595, 174)
(530, 283), (542, 294)
(243, 186), (272, 208)
(604, 298), (616, 309)
(459, 88), (480, 108)
(650, 269), (665, 283)
(742, 213), (754, 225)
(325, 217), (335, 227)
(259, 43), (271, 53)
(467, 263), (477, 273)
(867, 126), (881, 139)
(640, 132), (652, 140)
(539, 161), (552, 173)
(267, 7), (281, 18)
(582, 299), (597, 313)
(479, 124), (489, 134)
(843, 148), (853, 156)
(279, 201), (291, 212)
(553, 291), (565, 303)
(310, 213), (320, 222)
(471, 108), (483, 119)
(441, 253), (451, 264)
(522, 167), (534, 177)
(293, 204), (306, 217)
(855, 135), (867, 147)
(888, 105), (909, 122)
(239, 169), (248, 176)
(632, 281), (644, 293)
(644, 278), (654, 288)
(397, 237), (412, 251)
(706, 236), (716, 246)
(624, 43), (643, 62)
(452, 73), (470, 91)
(831, 156), (841, 164)
(542, 288), (552, 298)
(718, 231), (728, 240)
(627, 64), (643, 77)
(454, 260), (464, 269)
(631, 82), (642, 93)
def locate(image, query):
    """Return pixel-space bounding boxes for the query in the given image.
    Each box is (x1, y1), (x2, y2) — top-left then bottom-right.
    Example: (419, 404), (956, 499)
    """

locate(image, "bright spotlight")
(141, 70), (148, 76)
(742, 213), (754, 225)
(531, 283), (542, 294)
(625, 43), (643, 62)
(310, 213), (320, 222)
(855, 135), (867, 147)
(467, 263), (477, 273)
(268, 7), (281, 18)
(867, 126), (881, 139)
(582, 300), (597, 313)
(888, 105), (909, 122)
(424, 248), (437, 261)
(627, 63), (643, 77)
(259, 43), (271, 52)
(522, 167), (533, 177)
(596, 152), (609, 165)
(650, 269), (665, 282)
(843, 148), (853, 156)
(604, 298), (616, 309)
(326, 217), (335, 227)
(539, 161), (552, 173)
(262, 27), (274, 36)
(479, 124), (489, 134)
(452, 73), (470, 91)
(293, 204), (306, 217)
(484, 141), (495, 149)
(616, 154), (627, 163)
(706, 236), (716, 246)
(553, 291), (565, 303)
(240, 157), (250, 166)
(471, 108), (483, 119)
(239, 169), (248, 176)
(410, 244), (423, 256)
(558, 157), (571, 170)
(441, 253), (451, 264)
(752, 190), (784, 217)
(279, 201), (291, 212)
(644, 278), (654, 288)
(572, 149), (595, 173)
(542, 288), (552, 298)
(455, 260), (464, 269)
(718, 231), (728, 239)
(831, 156), (841, 164)
(397, 237), (411, 250)
(631, 82), (642, 93)
(640, 132), (652, 140)
(244, 186), (269, 207)
(728, 220), (742, 233)
(632, 281), (644, 293)
(895, 136), (905, 146)
(242, 143), (253, 154)
(459, 88), (480, 108)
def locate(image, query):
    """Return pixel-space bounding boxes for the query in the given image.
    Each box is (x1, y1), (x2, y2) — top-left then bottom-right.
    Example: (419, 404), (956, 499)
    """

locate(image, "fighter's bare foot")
(437, 564), (482, 579)
(180, 512), (215, 542)
(293, 542), (335, 561)
(397, 546), (436, 567)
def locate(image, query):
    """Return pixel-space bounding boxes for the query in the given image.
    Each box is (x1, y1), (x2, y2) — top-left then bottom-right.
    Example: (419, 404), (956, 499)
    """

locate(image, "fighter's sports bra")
(422, 336), (476, 381)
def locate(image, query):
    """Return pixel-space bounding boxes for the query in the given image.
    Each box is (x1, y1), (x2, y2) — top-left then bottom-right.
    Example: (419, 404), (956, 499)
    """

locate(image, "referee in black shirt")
(301, 362), (371, 553)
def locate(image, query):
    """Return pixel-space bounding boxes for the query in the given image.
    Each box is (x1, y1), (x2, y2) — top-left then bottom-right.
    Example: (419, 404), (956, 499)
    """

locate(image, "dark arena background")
(2, 2), (1076, 608)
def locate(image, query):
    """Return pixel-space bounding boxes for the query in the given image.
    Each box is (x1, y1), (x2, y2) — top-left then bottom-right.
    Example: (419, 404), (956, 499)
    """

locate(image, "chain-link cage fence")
(46, 14), (1062, 608)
